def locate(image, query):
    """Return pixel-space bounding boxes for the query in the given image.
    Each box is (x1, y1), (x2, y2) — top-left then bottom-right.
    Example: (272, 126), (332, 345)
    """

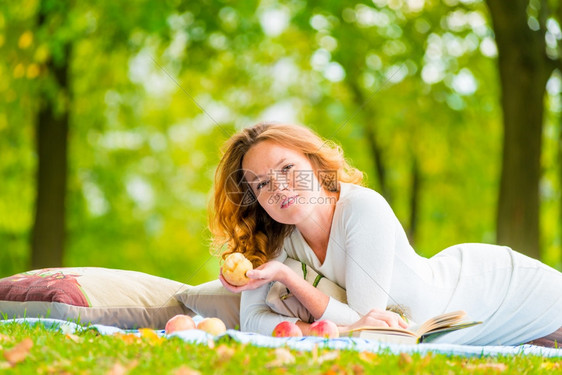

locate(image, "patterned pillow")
(0, 267), (194, 329)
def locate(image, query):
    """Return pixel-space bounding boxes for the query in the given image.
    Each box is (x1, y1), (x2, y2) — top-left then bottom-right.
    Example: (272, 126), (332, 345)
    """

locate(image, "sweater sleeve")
(319, 189), (397, 322)
(239, 251), (300, 334)
(343, 190), (397, 314)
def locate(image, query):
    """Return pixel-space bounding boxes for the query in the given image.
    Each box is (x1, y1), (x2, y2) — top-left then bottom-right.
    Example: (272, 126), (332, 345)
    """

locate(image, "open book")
(345, 310), (481, 345)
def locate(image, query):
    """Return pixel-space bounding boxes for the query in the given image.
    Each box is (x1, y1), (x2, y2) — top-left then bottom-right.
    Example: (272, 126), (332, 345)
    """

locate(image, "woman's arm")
(239, 280), (300, 335)
(219, 251), (304, 335)
(226, 258), (332, 334)
(341, 189), (398, 314)
(234, 258), (407, 332)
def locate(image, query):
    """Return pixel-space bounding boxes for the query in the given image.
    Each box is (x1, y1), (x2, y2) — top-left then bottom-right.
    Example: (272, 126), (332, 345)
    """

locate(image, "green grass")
(0, 322), (560, 374)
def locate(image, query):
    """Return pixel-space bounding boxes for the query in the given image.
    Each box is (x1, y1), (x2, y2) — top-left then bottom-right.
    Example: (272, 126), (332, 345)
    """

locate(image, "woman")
(210, 122), (562, 346)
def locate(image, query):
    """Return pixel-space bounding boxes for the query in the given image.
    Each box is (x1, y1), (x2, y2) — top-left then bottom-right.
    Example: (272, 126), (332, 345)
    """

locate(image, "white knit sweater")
(241, 182), (562, 345)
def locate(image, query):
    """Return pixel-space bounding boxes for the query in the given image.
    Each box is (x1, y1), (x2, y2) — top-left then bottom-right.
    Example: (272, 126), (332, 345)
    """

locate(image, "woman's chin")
(269, 207), (313, 226)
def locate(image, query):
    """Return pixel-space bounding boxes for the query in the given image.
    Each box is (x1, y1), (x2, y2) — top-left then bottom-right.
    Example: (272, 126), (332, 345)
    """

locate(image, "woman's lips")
(281, 195), (298, 208)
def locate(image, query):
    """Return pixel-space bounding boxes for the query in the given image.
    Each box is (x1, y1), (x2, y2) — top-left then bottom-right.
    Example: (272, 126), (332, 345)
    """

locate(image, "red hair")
(209, 123), (364, 266)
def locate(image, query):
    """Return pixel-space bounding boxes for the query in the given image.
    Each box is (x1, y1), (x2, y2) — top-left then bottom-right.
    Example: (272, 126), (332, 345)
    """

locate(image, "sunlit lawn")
(0, 323), (560, 374)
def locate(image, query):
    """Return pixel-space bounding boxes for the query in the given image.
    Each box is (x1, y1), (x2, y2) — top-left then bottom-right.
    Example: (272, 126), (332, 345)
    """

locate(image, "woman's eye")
(282, 164), (294, 173)
(256, 180), (269, 190)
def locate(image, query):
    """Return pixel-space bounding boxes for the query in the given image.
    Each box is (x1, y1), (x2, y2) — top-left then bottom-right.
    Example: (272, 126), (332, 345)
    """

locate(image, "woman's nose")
(270, 174), (290, 192)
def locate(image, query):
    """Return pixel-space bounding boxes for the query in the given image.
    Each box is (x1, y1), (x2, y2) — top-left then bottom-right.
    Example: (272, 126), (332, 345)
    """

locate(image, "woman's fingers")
(219, 272), (243, 292)
(365, 309), (408, 329)
(246, 260), (281, 281)
(245, 269), (260, 279)
(219, 270), (271, 293)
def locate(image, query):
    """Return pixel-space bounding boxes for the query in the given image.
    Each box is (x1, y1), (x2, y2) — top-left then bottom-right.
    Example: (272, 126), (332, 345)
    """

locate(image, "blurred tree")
(290, 0), (499, 247)
(1, 0), (559, 282)
(485, 0), (558, 259)
(31, 0), (72, 269)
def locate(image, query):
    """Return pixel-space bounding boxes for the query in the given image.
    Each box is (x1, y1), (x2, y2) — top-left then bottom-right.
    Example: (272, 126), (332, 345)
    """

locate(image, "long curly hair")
(209, 122), (364, 267)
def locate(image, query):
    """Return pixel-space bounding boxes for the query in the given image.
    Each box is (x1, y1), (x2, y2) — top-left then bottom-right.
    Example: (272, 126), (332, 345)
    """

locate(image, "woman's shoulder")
(338, 182), (388, 209)
(337, 182), (395, 222)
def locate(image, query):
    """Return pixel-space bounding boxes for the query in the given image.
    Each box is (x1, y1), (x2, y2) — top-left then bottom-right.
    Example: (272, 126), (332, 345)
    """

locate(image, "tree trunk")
(407, 157), (420, 245)
(347, 81), (391, 202)
(559, 117), (562, 266)
(31, 3), (71, 269)
(486, 0), (552, 259)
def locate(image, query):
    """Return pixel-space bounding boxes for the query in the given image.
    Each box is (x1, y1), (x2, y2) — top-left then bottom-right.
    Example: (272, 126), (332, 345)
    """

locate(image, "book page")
(347, 326), (418, 337)
(415, 310), (467, 336)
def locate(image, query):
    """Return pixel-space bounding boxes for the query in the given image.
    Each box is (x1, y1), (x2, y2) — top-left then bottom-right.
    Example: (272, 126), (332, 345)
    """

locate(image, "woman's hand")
(341, 308), (409, 333)
(219, 260), (289, 293)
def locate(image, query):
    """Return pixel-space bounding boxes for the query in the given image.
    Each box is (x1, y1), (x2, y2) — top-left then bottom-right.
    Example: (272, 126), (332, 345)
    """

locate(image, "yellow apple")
(197, 317), (227, 336)
(222, 252), (253, 286)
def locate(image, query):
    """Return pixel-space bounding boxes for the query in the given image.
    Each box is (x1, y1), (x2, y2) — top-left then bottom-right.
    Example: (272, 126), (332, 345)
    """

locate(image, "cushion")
(265, 258), (347, 323)
(0, 267), (194, 329)
(174, 279), (240, 330)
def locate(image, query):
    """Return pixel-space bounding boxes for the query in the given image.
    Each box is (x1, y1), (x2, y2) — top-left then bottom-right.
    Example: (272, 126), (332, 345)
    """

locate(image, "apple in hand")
(272, 321), (303, 337)
(222, 252), (253, 286)
(309, 320), (339, 339)
(197, 317), (227, 336)
(165, 314), (196, 334)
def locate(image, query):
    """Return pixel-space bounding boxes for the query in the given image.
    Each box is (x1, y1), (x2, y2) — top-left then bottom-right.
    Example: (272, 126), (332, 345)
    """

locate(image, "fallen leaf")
(351, 364), (365, 375)
(3, 338), (33, 366)
(59, 324), (75, 336)
(266, 348), (295, 368)
(51, 358), (72, 368)
(420, 352), (433, 367)
(446, 360), (456, 367)
(358, 351), (378, 363)
(106, 362), (127, 375)
(215, 344), (235, 363)
(114, 333), (141, 345)
(139, 329), (163, 345)
(323, 364), (346, 375)
(125, 359), (139, 371)
(540, 362), (561, 370)
(398, 352), (413, 367)
(464, 363), (507, 372)
(313, 350), (340, 365)
(65, 334), (82, 343)
(174, 366), (201, 375)
(0, 361), (11, 370)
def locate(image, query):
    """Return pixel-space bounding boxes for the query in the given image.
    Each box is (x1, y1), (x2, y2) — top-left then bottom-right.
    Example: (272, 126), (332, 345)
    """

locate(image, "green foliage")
(0, 0), (560, 283)
(0, 323), (560, 374)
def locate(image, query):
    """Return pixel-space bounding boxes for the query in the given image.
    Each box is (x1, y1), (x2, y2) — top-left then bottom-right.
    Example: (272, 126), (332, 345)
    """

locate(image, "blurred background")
(1, 0), (561, 284)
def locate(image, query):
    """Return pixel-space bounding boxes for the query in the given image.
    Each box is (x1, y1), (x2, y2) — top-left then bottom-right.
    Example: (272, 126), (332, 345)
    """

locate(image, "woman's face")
(241, 140), (330, 225)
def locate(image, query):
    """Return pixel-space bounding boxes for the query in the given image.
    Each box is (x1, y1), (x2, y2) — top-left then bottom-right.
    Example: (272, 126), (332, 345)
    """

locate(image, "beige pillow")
(174, 279), (240, 330)
(266, 258), (347, 323)
(0, 267), (194, 329)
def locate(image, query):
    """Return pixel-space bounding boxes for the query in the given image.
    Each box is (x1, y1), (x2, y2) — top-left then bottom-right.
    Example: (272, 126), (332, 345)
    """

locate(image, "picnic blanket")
(1, 318), (560, 358)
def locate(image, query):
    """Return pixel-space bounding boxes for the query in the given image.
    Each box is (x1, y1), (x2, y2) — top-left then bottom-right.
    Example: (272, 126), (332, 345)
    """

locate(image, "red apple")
(309, 320), (339, 339)
(272, 321), (303, 337)
(165, 314), (196, 334)
(197, 317), (227, 336)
